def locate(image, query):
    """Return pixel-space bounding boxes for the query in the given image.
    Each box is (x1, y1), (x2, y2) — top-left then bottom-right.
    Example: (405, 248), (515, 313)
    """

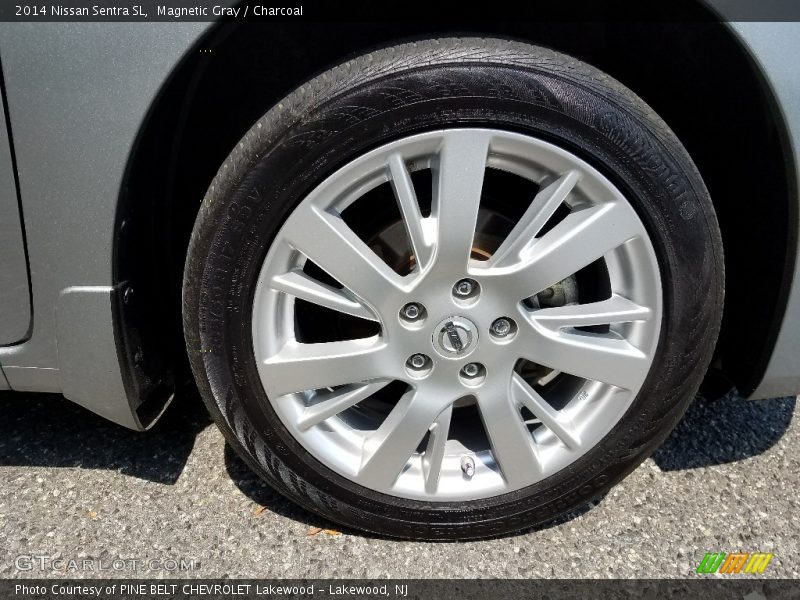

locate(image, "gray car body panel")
(726, 22), (800, 399)
(0, 84), (31, 346)
(0, 19), (796, 429)
(0, 23), (209, 427)
(0, 363), (9, 390)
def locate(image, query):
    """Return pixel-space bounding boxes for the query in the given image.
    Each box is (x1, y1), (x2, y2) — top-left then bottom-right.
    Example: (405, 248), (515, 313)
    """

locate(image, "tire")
(182, 38), (724, 540)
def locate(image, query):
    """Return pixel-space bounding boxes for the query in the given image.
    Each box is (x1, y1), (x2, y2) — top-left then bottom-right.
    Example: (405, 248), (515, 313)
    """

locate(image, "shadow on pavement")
(0, 388), (795, 528)
(653, 391), (796, 470)
(0, 388), (211, 484)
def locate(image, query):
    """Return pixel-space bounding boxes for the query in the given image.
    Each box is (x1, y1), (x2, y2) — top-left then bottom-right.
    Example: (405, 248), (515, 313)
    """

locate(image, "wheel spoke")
(487, 170), (581, 268)
(359, 389), (453, 489)
(519, 320), (650, 390)
(262, 338), (391, 396)
(422, 404), (453, 494)
(281, 206), (405, 310)
(476, 380), (541, 486)
(491, 202), (641, 301)
(270, 269), (378, 321)
(529, 294), (652, 331)
(297, 381), (391, 431)
(510, 373), (580, 450)
(388, 153), (433, 270)
(431, 130), (491, 273)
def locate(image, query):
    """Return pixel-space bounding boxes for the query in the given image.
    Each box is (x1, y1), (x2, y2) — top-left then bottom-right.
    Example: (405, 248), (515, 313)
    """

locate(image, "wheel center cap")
(432, 316), (479, 359)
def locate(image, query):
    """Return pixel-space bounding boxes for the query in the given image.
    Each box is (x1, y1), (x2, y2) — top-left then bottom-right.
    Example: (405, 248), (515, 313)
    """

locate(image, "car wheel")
(182, 38), (723, 540)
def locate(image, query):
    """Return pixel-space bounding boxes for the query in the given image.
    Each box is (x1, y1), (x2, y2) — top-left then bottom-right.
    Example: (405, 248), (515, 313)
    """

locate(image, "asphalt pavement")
(0, 389), (797, 579)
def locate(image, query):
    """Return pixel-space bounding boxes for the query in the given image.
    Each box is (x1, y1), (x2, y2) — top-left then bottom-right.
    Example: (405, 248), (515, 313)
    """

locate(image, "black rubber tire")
(182, 38), (724, 540)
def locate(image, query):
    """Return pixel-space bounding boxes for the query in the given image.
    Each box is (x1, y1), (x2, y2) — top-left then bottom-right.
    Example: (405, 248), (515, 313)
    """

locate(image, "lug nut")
(459, 362), (486, 386)
(491, 317), (512, 337)
(462, 363), (481, 378)
(401, 303), (422, 320)
(408, 354), (429, 370)
(453, 279), (475, 297)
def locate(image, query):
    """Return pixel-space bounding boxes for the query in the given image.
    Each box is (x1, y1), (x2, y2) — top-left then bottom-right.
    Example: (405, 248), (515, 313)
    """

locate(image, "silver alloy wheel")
(251, 129), (662, 501)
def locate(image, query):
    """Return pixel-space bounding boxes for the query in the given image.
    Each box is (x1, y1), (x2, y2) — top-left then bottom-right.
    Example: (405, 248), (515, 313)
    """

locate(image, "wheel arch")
(115, 15), (796, 411)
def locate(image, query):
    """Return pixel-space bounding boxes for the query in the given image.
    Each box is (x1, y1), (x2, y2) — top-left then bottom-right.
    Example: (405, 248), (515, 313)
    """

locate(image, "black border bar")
(3, 0), (800, 23)
(5, 579), (800, 600)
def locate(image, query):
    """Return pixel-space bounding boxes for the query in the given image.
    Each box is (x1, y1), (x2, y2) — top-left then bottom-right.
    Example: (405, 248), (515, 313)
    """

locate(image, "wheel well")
(116, 15), (795, 404)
